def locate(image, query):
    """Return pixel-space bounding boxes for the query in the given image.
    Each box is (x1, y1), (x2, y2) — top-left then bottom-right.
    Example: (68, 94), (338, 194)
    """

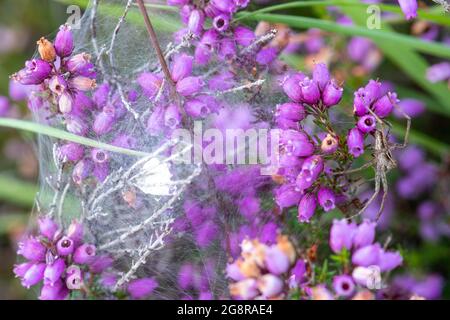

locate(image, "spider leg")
(392, 104), (411, 149)
(376, 171), (389, 221)
(331, 160), (375, 176)
(346, 170), (381, 220)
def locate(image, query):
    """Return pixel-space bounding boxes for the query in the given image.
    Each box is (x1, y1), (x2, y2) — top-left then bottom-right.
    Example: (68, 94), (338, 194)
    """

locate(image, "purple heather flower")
(372, 92), (397, 118)
(48, 75), (67, 96)
(260, 222), (278, 245)
(256, 47), (278, 65)
(321, 134), (339, 154)
(73, 244), (96, 265)
(70, 76), (96, 91)
(93, 83), (110, 108)
(226, 263), (245, 282)
(213, 14), (230, 32)
(171, 53), (193, 82)
(176, 76), (204, 96)
(195, 221), (219, 248)
(347, 127), (365, 158)
(127, 278), (158, 299)
(282, 72), (305, 102)
(330, 219), (356, 253)
(14, 59), (52, 85)
(17, 237), (46, 261)
(22, 263), (46, 288)
(56, 236), (75, 256)
(300, 77), (320, 105)
(378, 250), (402, 272)
(348, 37), (372, 62)
(9, 79), (29, 101)
(112, 134), (136, 149)
(258, 274), (284, 298)
(357, 115), (376, 133)
(65, 116), (88, 136)
(72, 159), (93, 185)
(238, 195), (260, 219)
(265, 246), (290, 275)
(65, 52), (92, 74)
(398, 0), (418, 20)
(184, 98), (210, 118)
(93, 111), (115, 135)
(426, 62), (450, 83)
(312, 63), (330, 91)
(298, 193), (317, 223)
(322, 80), (343, 107)
(93, 162), (109, 182)
(209, 70), (235, 91)
(394, 98), (425, 118)
(317, 187), (336, 212)
(137, 72), (162, 99)
(296, 155), (324, 191)
(91, 148), (109, 164)
(164, 103), (182, 129)
(199, 291), (213, 300)
(66, 271), (83, 290)
(218, 38), (237, 60)
(353, 88), (369, 116)
(187, 10), (204, 35)
(67, 220), (84, 246)
(281, 130), (315, 157)
(178, 264), (195, 289)
(58, 92), (73, 114)
(234, 26), (255, 46)
(38, 217), (58, 240)
(73, 91), (94, 112)
(44, 258), (65, 286)
(211, 0), (237, 13)
(353, 220), (376, 249)
(333, 275), (355, 297)
(13, 262), (33, 279)
(54, 24), (74, 57)
(352, 243), (381, 267)
(90, 255), (113, 273)
(290, 259), (306, 287)
(235, 0), (250, 8)
(39, 280), (68, 300)
(364, 79), (382, 103)
(275, 184), (302, 209)
(59, 143), (84, 162)
(276, 102), (305, 121)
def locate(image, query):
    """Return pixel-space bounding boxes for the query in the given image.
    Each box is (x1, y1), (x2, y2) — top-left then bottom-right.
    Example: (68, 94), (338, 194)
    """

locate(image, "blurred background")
(0, 0), (449, 299)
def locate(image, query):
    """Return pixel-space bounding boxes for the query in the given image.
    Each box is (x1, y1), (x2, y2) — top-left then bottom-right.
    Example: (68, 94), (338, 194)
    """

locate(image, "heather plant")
(1, 0), (449, 300)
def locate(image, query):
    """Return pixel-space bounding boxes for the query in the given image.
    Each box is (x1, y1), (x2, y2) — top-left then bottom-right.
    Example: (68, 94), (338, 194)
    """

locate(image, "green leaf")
(237, 1), (450, 27)
(0, 174), (37, 207)
(236, 12), (450, 60)
(0, 118), (149, 158)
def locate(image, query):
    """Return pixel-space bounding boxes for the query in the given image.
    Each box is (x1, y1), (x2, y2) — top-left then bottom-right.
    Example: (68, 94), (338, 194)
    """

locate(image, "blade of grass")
(236, 1), (450, 27)
(0, 174), (37, 208)
(236, 13), (450, 60)
(0, 118), (149, 158)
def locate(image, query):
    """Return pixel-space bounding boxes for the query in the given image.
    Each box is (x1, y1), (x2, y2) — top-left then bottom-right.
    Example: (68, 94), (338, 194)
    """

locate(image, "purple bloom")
(176, 76), (204, 96)
(372, 92), (397, 118)
(65, 52), (92, 74)
(9, 79), (30, 101)
(44, 259), (65, 286)
(37, 217), (58, 240)
(93, 111), (115, 135)
(378, 250), (402, 271)
(22, 263), (46, 288)
(185, 98), (210, 118)
(17, 237), (46, 262)
(322, 80), (343, 107)
(333, 275), (355, 297)
(164, 103), (182, 128)
(93, 83), (110, 108)
(296, 155), (324, 191)
(238, 195), (260, 219)
(398, 145), (424, 171)
(67, 220), (84, 246)
(353, 220), (376, 249)
(426, 62), (450, 83)
(137, 72), (162, 99)
(171, 53), (193, 82)
(211, 0), (237, 14)
(347, 128), (364, 158)
(90, 255), (113, 273)
(394, 98), (425, 118)
(73, 244), (96, 265)
(72, 159), (93, 185)
(13, 262), (33, 279)
(56, 236), (75, 256)
(13, 59), (52, 85)
(276, 102), (305, 122)
(258, 274), (284, 298)
(265, 246), (290, 275)
(281, 130), (315, 157)
(59, 143), (84, 162)
(352, 244), (381, 267)
(290, 259), (306, 286)
(357, 115), (376, 133)
(312, 63), (330, 91)
(353, 88), (369, 116)
(321, 134), (339, 154)
(364, 80), (382, 104)
(218, 38), (237, 60)
(58, 92), (73, 114)
(91, 148), (109, 164)
(256, 47), (278, 65)
(66, 271), (83, 290)
(298, 193), (317, 223)
(195, 221), (219, 248)
(234, 26), (255, 46)
(127, 278), (158, 299)
(397, 0), (418, 20)
(300, 77), (320, 105)
(178, 264), (195, 289)
(283, 72), (305, 102)
(188, 10), (205, 35)
(317, 187), (336, 212)
(275, 184), (302, 209)
(213, 14), (230, 32)
(54, 24), (74, 57)
(39, 280), (68, 300)
(329, 219), (356, 253)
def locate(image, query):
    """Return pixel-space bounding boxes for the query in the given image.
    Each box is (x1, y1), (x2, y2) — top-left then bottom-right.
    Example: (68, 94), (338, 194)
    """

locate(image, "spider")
(334, 105), (411, 221)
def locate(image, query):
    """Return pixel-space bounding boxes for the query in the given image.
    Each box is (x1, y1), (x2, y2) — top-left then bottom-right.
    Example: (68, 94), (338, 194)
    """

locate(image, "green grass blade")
(0, 174), (37, 208)
(0, 118), (149, 157)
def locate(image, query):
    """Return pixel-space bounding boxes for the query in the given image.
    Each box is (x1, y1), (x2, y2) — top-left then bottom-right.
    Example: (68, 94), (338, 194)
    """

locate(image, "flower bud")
(353, 220), (376, 249)
(70, 76), (96, 91)
(59, 143), (84, 162)
(213, 14), (230, 33)
(58, 92), (73, 114)
(12, 59), (52, 85)
(296, 155), (324, 191)
(93, 111), (115, 135)
(347, 127), (364, 158)
(188, 9), (205, 35)
(329, 219), (356, 253)
(65, 52), (91, 74)
(127, 278), (158, 299)
(378, 250), (402, 272)
(44, 259), (65, 286)
(398, 0), (418, 20)
(281, 130), (314, 157)
(164, 103), (182, 129)
(373, 92), (397, 118)
(38, 217), (58, 240)
(9, 79), (29, 101)
(322, 80), (343, 107)
(276, 102), (305, 122)
(300, 77), (320, 105)
(54, 24), (74, 58)
(17, 237), (46, 262)
(317, 187), (336, 212)
(90, 255), (113, 273)
(352, 244), (381, 267)
(73, 244), (96, 265)
(137, 72), (162, 99)
(394, 98), (425, 118)
(353, 88), (369, 116)
(171, 53), (193, 82)
(37, 37), (56, 62)
(39, 280), (68, 300)
(184, 98), (210, 118)
(176, 76), (204, 96)
(282, 73), (305, 102)
(321, 133), (338, 154)
(298, 193), (317, 223)
(357, 115), (376, 133)
(275, 184), (302, 209)
(56, 236), (75, 256)
(211, 0), (237, 13)
(312, 62), (330, 91)
(22, 263), (46, 288)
